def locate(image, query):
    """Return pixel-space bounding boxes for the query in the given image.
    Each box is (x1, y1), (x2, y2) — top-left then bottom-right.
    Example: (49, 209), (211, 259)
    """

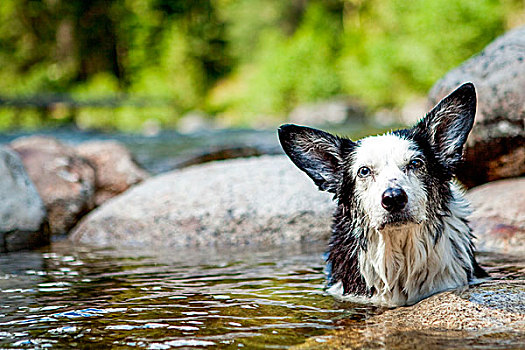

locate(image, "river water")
(0, 241), (523, 349)
(0, 241), (382, 349)
(0, 123), (376, 174)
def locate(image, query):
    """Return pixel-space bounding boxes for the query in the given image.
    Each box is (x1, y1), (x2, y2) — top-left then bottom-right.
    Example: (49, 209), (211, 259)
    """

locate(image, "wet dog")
(278, 83), (487, 306)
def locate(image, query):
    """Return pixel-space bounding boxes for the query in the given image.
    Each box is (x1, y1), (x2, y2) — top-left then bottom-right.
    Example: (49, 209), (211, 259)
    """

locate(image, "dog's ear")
(278, 124), (354, 192)
(414, 82), (476, 170)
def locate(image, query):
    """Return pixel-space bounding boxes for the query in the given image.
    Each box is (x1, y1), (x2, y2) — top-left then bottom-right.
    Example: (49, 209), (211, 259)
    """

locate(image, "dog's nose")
(381, 188), (408, 212)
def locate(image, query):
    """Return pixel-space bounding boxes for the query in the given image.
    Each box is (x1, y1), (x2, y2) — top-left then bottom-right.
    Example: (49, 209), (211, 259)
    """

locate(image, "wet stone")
(4, 225), (50, 252)
(296, 280), (525, 349)
(70, 156), (334, 248)
(0, 147), (48, 252)
(75, 140), (150, 206)
(467, 178), (525, 255)
(9, 136), (96, 236)
(428, 26), (525, 187)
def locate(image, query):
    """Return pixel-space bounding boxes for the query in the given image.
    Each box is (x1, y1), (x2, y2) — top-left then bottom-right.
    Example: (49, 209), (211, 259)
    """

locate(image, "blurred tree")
(211, 0), (514, 122)
(337, 0), (507, 107)
(122, 0), (230, 110)
(0, 0), (522, 130)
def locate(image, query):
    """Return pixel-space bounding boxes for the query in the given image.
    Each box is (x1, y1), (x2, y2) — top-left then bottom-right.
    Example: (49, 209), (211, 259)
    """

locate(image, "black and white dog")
(278, 83), (487, 306)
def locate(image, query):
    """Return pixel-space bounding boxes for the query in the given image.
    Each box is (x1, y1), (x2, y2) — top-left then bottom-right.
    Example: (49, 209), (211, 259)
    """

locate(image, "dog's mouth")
(378, 212), (417, 230)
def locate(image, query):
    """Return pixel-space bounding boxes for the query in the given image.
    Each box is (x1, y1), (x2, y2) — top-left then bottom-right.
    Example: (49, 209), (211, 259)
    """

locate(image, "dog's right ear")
(414, 82), (476, 173)
(278, 124), (354, 193)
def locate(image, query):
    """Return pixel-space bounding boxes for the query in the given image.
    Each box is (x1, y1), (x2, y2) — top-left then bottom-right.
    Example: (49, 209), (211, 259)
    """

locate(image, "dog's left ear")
(414, 82), (476, 170)
(278, 124), (354, 193)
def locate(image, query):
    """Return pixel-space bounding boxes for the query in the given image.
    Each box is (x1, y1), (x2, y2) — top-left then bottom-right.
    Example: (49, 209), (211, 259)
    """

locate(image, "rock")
(297, 280), (525, 349)
(0, 147), (49, 252)
(467, 178), (525, 255)
(177, 111), (215, 134)
(428, 26), (525, 188)
(140, 119), (162, 137)
(70, 156), (334, 248)
(10, 136), (96, 236)
(288, 99), (365, 126)
(75, 140), (150, 206)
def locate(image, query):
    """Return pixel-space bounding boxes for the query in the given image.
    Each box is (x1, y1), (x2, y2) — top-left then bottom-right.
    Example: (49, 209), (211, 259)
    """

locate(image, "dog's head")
(278, 83), (476, 231)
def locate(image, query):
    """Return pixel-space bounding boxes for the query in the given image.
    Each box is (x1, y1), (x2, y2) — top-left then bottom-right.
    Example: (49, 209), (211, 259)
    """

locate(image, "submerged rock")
(10, 136), (96, 236)
(429, 26), (525, 188)
(70, 156), (334, 248)
(0, 147), (49, 252)
(297, 280), (525, 349)
(75, 140), (150, 206)
(467, 178), (525, 255)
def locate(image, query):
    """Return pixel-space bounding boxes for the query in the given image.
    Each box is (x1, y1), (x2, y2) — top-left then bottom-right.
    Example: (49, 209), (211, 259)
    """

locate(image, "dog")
(278, 82), (487, 306)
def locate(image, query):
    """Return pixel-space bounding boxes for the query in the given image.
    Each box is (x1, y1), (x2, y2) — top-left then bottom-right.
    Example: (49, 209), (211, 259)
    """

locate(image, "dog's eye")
(357, 166), (371, 178)
(408, 159), (423, 169)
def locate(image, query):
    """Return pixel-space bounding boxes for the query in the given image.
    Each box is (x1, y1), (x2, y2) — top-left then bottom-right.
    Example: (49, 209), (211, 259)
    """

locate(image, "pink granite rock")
(467, 178), (525, 255)
(75, 140), (149, 206)
(10, 136), (95, 236)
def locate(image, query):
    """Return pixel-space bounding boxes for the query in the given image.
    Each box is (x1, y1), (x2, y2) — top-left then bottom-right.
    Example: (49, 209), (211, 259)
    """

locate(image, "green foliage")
(0, 0), (521, 130)
(245, 3), (342, 115)
(336, 0), (506, 107)
(215, 0), (510, 119)
(128, 22), (206, 109)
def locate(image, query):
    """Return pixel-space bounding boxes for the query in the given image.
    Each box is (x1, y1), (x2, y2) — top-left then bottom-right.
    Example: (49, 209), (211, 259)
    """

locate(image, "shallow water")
(0, 241), (381, 349)
(0, 123), (380, 174)
(1, 242), (523, 349)
(0, 127), (283, 174)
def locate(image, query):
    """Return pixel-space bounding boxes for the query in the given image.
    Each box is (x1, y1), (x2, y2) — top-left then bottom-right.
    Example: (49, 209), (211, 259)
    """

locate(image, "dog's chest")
(358, 225), (469, 305)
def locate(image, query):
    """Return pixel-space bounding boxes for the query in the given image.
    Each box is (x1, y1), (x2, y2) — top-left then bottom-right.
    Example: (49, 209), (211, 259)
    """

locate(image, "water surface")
(1, 242), (524, 349)
(0, 241), (380, 349)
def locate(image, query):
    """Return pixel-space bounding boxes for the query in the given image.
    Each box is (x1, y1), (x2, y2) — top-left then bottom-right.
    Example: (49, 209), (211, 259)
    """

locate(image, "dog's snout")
(381, 187), (408, 212)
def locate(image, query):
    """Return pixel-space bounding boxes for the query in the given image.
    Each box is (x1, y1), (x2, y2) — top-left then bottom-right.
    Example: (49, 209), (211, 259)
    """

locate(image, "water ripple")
(0, 241), (377, 348)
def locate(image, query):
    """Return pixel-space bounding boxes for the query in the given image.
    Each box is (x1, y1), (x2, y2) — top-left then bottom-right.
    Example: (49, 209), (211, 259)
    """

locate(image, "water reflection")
(0, 241), (377, 348)
(1, 242), (522, 349)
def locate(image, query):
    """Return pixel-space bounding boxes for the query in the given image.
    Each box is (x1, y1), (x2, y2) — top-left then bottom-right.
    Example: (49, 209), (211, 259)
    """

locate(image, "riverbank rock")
(0, 147), (49, 252)
(10, 136), (96, 236)
(428, 26), (525, 188)
(75, 140), (150, 206)
(467, 178), (525, 255)
(297, 280), (525, 349)
(70, 156), (334, 248)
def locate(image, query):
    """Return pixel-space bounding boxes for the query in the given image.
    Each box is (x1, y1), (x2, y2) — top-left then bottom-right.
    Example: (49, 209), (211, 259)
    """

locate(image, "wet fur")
(278, 83), (487, 306)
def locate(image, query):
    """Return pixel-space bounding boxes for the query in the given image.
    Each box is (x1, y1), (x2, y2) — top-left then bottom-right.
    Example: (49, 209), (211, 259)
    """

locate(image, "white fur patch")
(351, 134), (427, 230)
(329, 185), (474, 306)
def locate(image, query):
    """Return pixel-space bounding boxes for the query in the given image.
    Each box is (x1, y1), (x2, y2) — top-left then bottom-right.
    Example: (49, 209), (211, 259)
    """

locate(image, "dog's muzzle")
(381, 187), (408, 212)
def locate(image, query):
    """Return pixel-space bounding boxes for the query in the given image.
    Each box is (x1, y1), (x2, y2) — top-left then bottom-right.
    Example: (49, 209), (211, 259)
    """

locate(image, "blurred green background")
(0, 0), (523, 131)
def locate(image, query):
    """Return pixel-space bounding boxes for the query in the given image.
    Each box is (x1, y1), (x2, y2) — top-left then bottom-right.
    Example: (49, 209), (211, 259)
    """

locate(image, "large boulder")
(70, 156), (334, 248)
(10, 136), (96, 236)
(467, 178), (525, 255)
(297, 281), (525, 349)
(75, 140), (150, 206)
(0, 147), (49, 252)
(428, 26), (525, 188)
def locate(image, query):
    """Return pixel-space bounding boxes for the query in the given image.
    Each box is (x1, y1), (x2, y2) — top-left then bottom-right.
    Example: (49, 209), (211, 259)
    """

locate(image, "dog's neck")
(357, 185), (475, 306)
